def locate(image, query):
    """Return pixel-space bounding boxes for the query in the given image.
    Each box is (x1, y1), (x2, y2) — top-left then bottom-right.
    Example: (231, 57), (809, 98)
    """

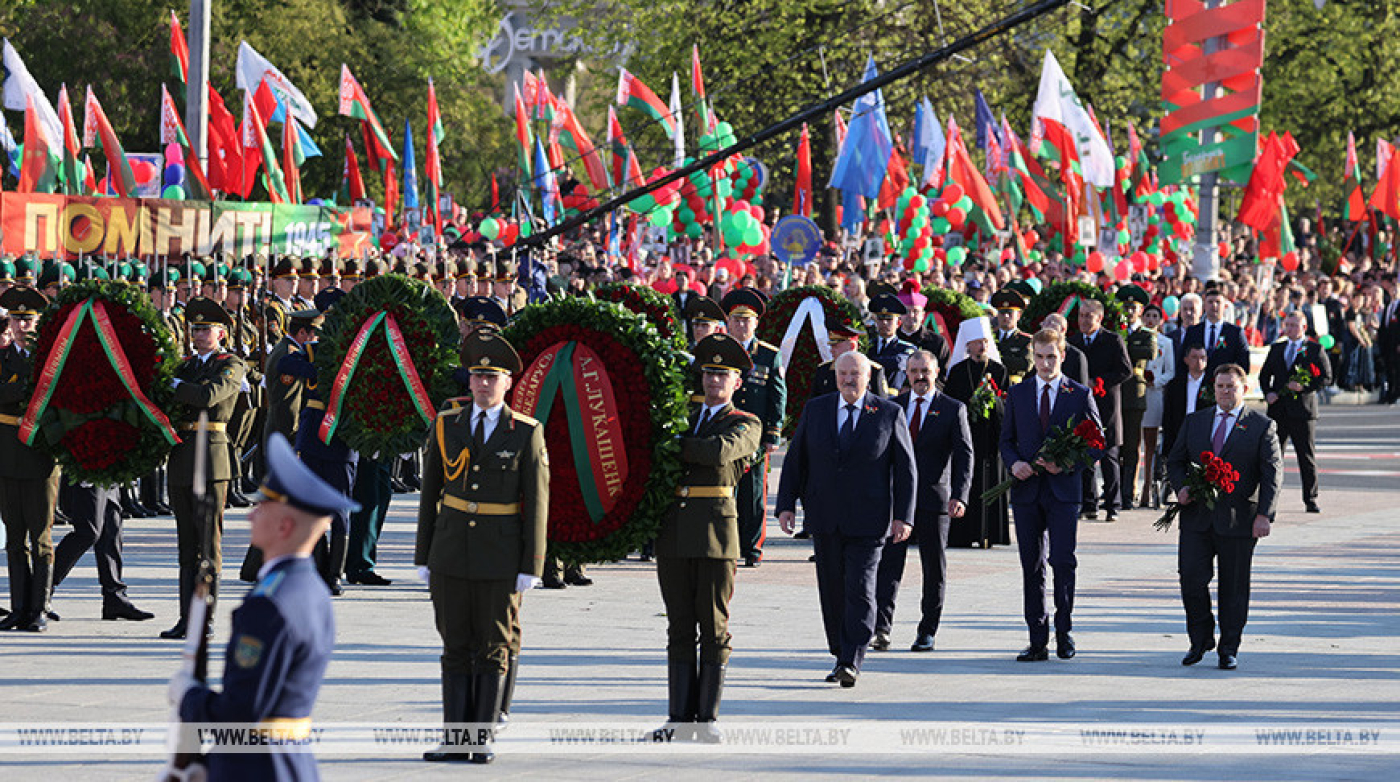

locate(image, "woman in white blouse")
(1138, 303), (1176, 509)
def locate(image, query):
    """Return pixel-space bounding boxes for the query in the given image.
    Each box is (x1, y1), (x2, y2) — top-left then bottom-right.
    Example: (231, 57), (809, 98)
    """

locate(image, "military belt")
(255, 717), (313, 740)
(178, 421), (228, 432)
(306, 399), (326, 410)
(674, 486), (732, 498)
(443, 495), (521, 515)
(0, 414), (19, 426)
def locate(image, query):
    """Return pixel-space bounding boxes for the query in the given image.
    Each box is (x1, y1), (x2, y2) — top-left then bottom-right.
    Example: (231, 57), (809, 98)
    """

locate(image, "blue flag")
(401, 119), (419, 210)
(828, 56), (893, 199)
(910, 96), (945, 184)
(974, 89), (1001, 151)
(296, 122), (321, 158)
(532, 137), (558, 226)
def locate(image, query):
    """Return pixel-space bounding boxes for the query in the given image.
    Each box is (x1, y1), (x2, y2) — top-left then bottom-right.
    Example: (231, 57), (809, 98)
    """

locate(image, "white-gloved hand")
(171, 378), (184, 388)
(417, 566), (431, 586)
(167, 669), (198, 708)
(515, 573), (541, 593)
(240, 378), (252, 393)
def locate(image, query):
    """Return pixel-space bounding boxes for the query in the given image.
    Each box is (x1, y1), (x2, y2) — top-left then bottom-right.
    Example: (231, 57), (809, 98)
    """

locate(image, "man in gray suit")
(1166, 363), (1282, 671)
(776, 352), (916, 688)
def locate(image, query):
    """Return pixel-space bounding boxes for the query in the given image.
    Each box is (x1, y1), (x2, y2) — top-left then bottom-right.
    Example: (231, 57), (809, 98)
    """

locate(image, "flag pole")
(184, 0), (210, 172)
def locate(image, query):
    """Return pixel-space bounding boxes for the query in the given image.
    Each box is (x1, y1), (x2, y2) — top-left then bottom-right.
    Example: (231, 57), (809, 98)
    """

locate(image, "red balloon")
(929, 234), (943, 247)
(1114, 258), (1132, 281)
(1000, 248), (1015, 262)
(934, 247), (947, 262)
(942, 183), (965, 203)
(1280, 251), (1299, 271)
(909, 194), (925, 210)
(1218, 241), (1229, 258)
(1146, 253), (1160, 272)
(1086, 251), (1105, 273)
(946, 207), (966, 228)
(1132, 252), (1148, 273)
(931, 200), (949, 217)
(913, 236), (929, 251)
(1024, 230), (1040, 246)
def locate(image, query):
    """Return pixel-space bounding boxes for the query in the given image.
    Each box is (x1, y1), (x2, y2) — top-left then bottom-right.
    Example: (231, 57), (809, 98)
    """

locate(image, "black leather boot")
(694, 663), (726, 743)
(120, 484), (149, 518)
(152, 467), (174, 515)
(423, 670), (474, 762)
(658, 659), (699, 741)
(0, 559), (31, 631)
(20, 559), (53, 632)
(469, 670), (505, 763)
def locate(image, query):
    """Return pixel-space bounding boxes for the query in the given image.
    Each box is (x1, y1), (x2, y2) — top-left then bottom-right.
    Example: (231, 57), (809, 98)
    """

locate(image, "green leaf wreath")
(1021, 281), (1127, 336)
(755, 285), (866, 438)
(919, 286), (986, 342)
(591, 282), (687, 351)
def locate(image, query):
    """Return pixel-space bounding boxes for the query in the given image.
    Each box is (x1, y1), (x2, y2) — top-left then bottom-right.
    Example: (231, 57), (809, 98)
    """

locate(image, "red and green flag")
(56, 84), (83, 195)
(338, 64), (398, 164)
(792, 123), (812, 217)
(946, 118), (1005, 235)
(692, 44), (716, 133)
(616, 69), (676, 139)
(282, 116), (306, 204)
(244, 85), (289, 203)
(159, 83), (212, 200)
(513, 83), (533, 179)
(606, 106), (628, 188)
(340, 134), (366, 203)
(169, 10), (189, 97)
(426, 77), (444, 231)
(19, 95), (57, 193)
(548, 95), (609, 193)
(83, 87), (135, 197)
(1343, 130), (1367, 222)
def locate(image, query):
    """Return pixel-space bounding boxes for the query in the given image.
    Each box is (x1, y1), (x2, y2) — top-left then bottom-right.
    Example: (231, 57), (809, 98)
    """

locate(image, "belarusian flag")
(792, 123), (812, 217)
(56, 84), (83, 195)
(340, 134), (366, 203)
(83, 87), (135, 197)
(1239, 131), (1299, 230)
(160, 83), (212, 200)
(1368, 143), (1400, 222)
(616, 69), (676, 139)
(81, 152), (97, 195)
(426, 78), (444, 230)
(244, 85), (289, 203)
(513, 83), (532, 179)
(1343, 130), (1367, 222)
(692, 44), (715, 133)
(606, 106), (627, 188)
(338, 64), (397, 163)
(945, 118), (1005, 234)
(18, 95), (57, 193)
(549, 96), (608, 193)
(283, 116), (307, 204)
(1126, 121), (1155, 202)
(170, 11), (189, 97)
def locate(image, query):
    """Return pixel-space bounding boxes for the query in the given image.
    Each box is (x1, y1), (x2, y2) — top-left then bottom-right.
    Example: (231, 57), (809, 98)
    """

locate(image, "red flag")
(490, 173), (500, 213)
(383, 157), (398, 228)
(513, 85), (532, 178)
(792, 123), (812, 217)
(425, 77), (444, 231)
(606, 106), (628, 188)
(282, 117), (301, 204)
(948, 121), (1006, 232)
(206, 85), (242, 194)
(1368, 144), (1400, 222)
(170, 11), (189, 91)
(56, 84), (82, 194)
(84, 87), (136, 197)
(877, 146), (910, 211)
(1239, 131), (1300, 230)
(1343, 130), (1367, 222)
(343, 134), (366, 202)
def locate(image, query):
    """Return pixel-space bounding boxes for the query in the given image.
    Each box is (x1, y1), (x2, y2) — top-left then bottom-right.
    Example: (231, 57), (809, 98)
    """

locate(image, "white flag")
(669, 72), (685, 168)
(235, 41), (317, 128)
(1, 39), (62, 156)
(1031, 49), (1114, 188)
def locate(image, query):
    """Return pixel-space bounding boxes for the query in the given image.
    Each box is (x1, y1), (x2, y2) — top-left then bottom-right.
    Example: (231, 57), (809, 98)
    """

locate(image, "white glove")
(515, 573), (542, 593)
(167, 669), (198, 708)
(171, 378), (184, 389)
(417, 566), (431, 586)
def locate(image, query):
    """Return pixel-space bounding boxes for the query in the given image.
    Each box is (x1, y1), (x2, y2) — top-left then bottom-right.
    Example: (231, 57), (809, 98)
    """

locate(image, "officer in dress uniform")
(809, 318), (890, 401)
(992, 289), (1033, 385)
(417, 330), (548, 764)
(720, 289), (785, 568)
(0, 285), (60, 632)
(167, 432), (358, 782)
(264, 257), (299, 345)
(1117, 284), (1158, 510)
(161, 298), (247, 640)
(682, 296), (728, 406)
(657, 334), (761, 742)
(867, 293), (917, 393)
(224, 267), (262, 509)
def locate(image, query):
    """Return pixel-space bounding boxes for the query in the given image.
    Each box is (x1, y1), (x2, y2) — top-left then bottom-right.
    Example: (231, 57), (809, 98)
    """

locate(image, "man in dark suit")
(1161, 343), (1212, 459)
(1039, 313), (1090, 387)
(1182, 288), (1250, 378)
(1167, 364), (1282, 670)
(1259, 310), (1332, 513)
(872, 350), (972, 652)
(999, 329), (1104, 662)
(1068, 299), (1131, 521)
(777, 352), (916, 688)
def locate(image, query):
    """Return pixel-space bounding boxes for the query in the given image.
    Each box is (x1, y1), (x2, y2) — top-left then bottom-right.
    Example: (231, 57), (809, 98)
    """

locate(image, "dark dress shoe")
(226, 489), (251, 508)
(45, 610), (61, 622)
(1105, 510), (1119, 522)
(743, 555), (760, 568)
(0, 606), (8, 618)
(152, 501), (174, 515)
(423, 746), (474, 762)
(469, 749), (495, 764)
(328, 583), (344, 596)
(1305, 501), (1321, 513)
(0, 611), (23, 631)
(160, 622), (188, 640)
(835, 665), (858, 688)
(910, 634), (935, 652)
(17, 612), (47, 632)
(1017, 644), (1049, 662)
(347, 571), (393, 586)
(793, 530), (811, 540)
(824, 666), (840, 683)
(564, 573), (593, 587)
(103, 603), (155, 621)
(541, 577), (567, 589)
(869, 632), (891, 651)
(1080, 510), (1098, 521)
(1181, 643), (1214, 666)
(1218, 653), (1238, 670)
(1056, 633), (1076, 659)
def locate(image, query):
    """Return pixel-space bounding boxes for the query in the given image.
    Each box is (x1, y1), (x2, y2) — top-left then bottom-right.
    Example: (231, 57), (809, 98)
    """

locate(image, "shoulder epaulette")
(510, 410), (540, 427)
(441, 398), (471, 414)
(250, 570), (286, 598)
(216, 352), (234, 361)
(755, 339), (778, 353)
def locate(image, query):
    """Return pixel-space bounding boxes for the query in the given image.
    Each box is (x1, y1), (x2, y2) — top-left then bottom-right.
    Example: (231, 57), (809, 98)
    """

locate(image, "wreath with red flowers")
(919, 286), (985, 343)
(503, 297), (688, 564)
(313, 275), (460, 456)
(755, 285), (866, 438)
(25, 280), (180, 485)
(1021, 281), (1126, 336)
(591, 282), (686, 350)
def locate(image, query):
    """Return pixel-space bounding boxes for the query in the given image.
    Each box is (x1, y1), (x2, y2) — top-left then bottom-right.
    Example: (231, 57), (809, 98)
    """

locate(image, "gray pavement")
(4, 405), (1399, 780)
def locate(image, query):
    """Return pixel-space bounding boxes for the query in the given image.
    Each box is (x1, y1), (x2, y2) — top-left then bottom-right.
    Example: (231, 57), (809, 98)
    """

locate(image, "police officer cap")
(866, 281), (898, 300)
(460, 329), (521, 374)
(260, 432), (361, 517)
(694, 334), (753, 374)
(455, 296), (508, 329)
(868, 292), (908, 317)
(184, 297), (233, 329)
(1004, 280), (1037, 300)
(313, 288), (346, 313)
(683, 295), (726, 324)
(0, 286), (48, 318)
(990, 289), (1027, 311)
(721, 288), (765, 319)
(1115, 284), (1150, 306)
(288, 308), (325, 330)
(825, 315), (864, 342)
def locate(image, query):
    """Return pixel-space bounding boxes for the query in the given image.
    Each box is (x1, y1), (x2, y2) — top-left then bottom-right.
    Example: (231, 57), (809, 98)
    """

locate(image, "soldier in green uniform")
(657, 334), (761, 742)
(417, 330), (548, 764)
(160, 298), (247, 640)
(992, 289), (1033, 385)
(1117, 284), (1157, 510)
(682, 296), (728, 405)
(720, 289), (785, 568)
(0, 285), (60, 632)
(264, 257), (299, 345)
(223, 267), (262, 509)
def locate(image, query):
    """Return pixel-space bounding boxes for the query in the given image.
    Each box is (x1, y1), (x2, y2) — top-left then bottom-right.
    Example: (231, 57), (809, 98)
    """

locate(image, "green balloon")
(1319, 334), (1335, 350)
(649, 209), (672, 227)
(161, 185), (186, 200)
(947, 247), (967, 266)
(743, 227), (763, 246)
(479, 218), (500, 240)
(686, 222), (704, 238)
(1117, 229), (1130, 244)
(519, 221), (533, 238)
(931, 217), (950, 234)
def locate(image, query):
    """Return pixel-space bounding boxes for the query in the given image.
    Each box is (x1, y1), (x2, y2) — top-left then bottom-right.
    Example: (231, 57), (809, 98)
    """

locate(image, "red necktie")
(1039, 384), (1051, 432)
(910, 397), (924, 440)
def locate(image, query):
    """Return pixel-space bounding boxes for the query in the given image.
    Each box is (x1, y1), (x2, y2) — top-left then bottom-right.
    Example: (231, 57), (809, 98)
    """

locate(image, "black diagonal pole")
(516, 0), (1071, 250)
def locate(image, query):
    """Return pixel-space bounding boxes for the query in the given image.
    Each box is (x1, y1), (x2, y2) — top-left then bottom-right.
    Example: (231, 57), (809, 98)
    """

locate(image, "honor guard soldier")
(0, 286), (60, 632)
(1117, 284), (1158, 510)
(682, 296), (728, 405)
(867, 293), (917, 392)
(224, 268), (262, 509)
(162, 298), (248, 640)
(167, 432), (358, 782)
(810, 318), (890, 401)
(657, 334), (761, 742)
(265, 257), (299, 344)
(318, 256), (340, 292)
(295, 257), (318, 306)
(720, 289), (786, 567)
(418, 330), (548, 764)
(992, 288), (1033, 384)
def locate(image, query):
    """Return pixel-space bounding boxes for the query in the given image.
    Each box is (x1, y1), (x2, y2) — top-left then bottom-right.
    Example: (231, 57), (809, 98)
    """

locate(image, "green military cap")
(1004, 280), (1037, 300)
(476, 259), (493, 279)
(413, 262), (433, 280)
(683, 295), (726, 324)
(288, 308), (325, 330)
(721, 288), (765, 319)
(694, 333), (754, 374)
(129, 261), (149, 283)
(227, 268), (254, 290)
(1115, 284), (1150, 307)
(0, 260), (15, 282)
(825, 315), (864, 343)
(15, 256), (38, 284)
(184, 296), (233, 328)
(990, 289), (1027, 311)
(0, 286), (49, 317)
(868, 292), (907, 317)
(185, 260), (207, 281)
(460, 328), (521, 374)
(75, 263), (109, 282)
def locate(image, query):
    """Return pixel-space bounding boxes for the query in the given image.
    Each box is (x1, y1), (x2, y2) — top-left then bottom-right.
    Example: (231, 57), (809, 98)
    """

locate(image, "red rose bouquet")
(982, 418), (1106, 503)
(1154, 451), (1240, 531)
(1283, 361), (1321, 399)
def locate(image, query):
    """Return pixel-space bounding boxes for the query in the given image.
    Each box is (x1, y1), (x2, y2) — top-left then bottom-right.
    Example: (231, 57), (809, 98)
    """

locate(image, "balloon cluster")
(929, 182), (973, 235)
(670, 123), (743, 240)
(730, 156), (764, 204)
(720, 200), (769, 255)
(893, 186), (934, 272)
(628, 167), (682, 228)
(161, 143), (188, 200)
(478, 216), (524, 247)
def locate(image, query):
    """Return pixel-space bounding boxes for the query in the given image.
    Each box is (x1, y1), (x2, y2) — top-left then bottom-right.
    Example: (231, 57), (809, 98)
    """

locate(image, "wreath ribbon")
(19, 298), (179, 447)
(778, 296), (833, 370)
(318, 311), (436, 445)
